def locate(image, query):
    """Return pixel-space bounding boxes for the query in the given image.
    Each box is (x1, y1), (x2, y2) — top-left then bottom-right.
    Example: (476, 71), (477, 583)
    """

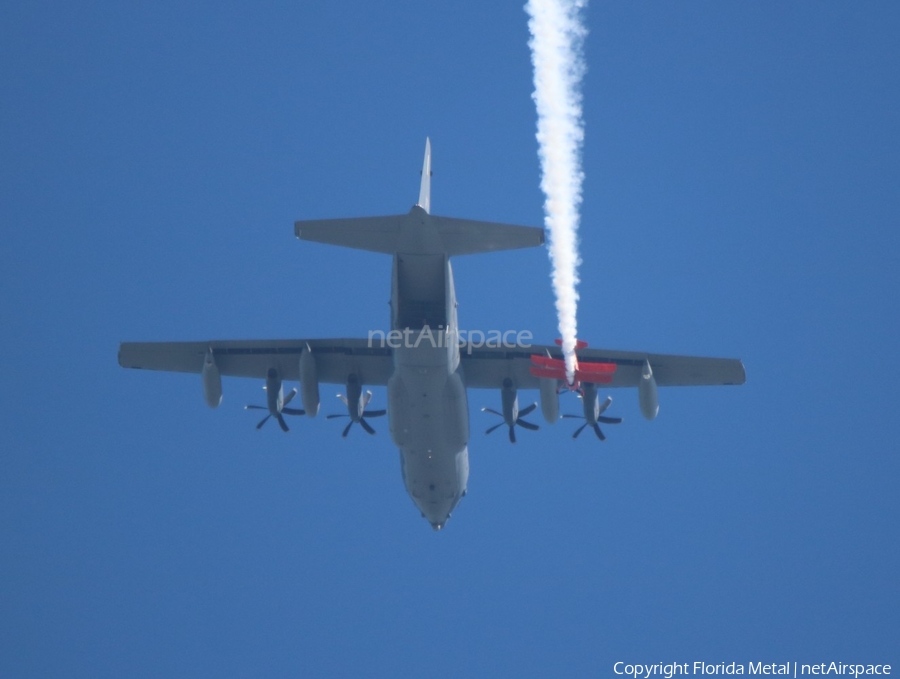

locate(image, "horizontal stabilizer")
(295, 215), (403, 254)
(429, 214), (544, 255)
(295, 210), (544, 256)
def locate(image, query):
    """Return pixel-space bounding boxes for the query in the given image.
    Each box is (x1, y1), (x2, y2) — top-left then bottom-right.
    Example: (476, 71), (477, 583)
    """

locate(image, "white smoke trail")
(526, 0), (587, 385)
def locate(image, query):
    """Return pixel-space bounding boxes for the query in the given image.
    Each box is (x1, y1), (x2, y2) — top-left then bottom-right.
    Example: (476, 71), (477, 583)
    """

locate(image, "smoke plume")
(526, 0), (587, 384)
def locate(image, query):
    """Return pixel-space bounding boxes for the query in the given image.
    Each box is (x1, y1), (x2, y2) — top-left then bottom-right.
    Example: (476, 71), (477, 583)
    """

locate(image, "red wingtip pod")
(554, 338), (588, 350)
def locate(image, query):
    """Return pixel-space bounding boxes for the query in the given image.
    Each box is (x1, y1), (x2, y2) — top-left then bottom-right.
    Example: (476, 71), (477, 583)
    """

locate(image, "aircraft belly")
(388, 360), (470, 528)
(387, 363), (468, 452)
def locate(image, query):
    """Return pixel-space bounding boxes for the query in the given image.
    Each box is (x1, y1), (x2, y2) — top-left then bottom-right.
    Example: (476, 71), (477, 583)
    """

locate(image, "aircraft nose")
(400, 450), (468, 532)
(419, 497), (456, 531)
(421, 505), (452, 530)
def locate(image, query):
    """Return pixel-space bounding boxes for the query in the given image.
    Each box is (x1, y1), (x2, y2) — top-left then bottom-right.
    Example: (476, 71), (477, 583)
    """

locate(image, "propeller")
(562, 395), (622, 441)
(481, 403), (540, 444)
(327, 390), (386, 437)
(245, 388), (305, 432)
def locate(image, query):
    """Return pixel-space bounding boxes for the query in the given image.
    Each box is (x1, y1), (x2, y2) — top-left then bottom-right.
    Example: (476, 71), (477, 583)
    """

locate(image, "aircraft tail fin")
(416, 138), (431, 214)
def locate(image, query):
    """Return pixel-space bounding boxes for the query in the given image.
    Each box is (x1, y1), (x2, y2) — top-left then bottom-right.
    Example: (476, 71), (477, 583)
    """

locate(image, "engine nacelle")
(299, 343), (320, 417)
(500, 377), (518, 425)
(345, 373), (364, 419)
(265, 367), (283, 413)
(201, 348), (222, 408)
(539, 377), (559, 424)
(639, 359), (659, 420)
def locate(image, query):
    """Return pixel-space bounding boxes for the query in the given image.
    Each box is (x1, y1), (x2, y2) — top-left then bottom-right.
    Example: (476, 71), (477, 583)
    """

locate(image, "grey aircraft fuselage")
(386, 218), (469, 531)
(294, 139), (545, 530)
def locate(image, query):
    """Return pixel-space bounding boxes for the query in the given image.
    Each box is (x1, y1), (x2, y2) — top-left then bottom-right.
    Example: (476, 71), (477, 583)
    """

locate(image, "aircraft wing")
(118, 339), (393, 385)
(460, 343), (746, 389)
(119, 339), (744, 390)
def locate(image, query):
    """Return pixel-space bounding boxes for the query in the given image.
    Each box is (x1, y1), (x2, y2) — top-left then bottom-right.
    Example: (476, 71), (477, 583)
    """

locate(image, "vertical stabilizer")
(417, 137), (431, 214)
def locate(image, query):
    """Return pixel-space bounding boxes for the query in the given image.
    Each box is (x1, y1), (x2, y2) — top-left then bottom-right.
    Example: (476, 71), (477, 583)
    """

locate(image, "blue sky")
(2, 2), (898, 677)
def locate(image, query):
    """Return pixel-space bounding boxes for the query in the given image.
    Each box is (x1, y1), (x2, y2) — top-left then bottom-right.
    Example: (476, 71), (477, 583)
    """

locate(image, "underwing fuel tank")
(539, 377), (559, 424)
(201, 348), (222, 408)
(299, 343), (320, 417)
(639, 359), (659, 421)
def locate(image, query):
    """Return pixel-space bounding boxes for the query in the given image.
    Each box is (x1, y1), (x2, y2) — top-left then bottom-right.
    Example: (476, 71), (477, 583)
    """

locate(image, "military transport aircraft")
(118, 139), (745, 530)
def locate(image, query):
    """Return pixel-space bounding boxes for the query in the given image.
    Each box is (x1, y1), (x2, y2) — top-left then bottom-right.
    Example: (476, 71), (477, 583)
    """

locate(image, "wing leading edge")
(118, 339), (393, 386)
(119, 340), (744, 390)
(460, 343), (745, 389)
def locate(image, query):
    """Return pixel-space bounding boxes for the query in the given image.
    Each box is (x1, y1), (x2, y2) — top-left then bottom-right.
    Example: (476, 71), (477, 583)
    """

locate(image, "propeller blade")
(597, 396), (613, 416)
(282, 407), (306, 416)
(516, 418), (539, 431)
(509, 426), (516, 444)
(342, 421), (353, 438)
(256, 415), (271, 430)
(363, 390), (373, 408)
(485, 422), (504, 435)
(573, 422), (589, 439)
(337, 393), (349, 406)
(326, 414), (348, 420)
(359, 418), (376, 435)
(364, 409), (386, 418)
(598, 416), (622, 424)
(481, 407), (503, 417)
(245, 405), (267, 411)
(518, 403), (538, 417)
(283, 388), (298, 406)
(593, 423), (606, 441)
(277, 414), (290, 433)
(561, 414), (583, 419)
